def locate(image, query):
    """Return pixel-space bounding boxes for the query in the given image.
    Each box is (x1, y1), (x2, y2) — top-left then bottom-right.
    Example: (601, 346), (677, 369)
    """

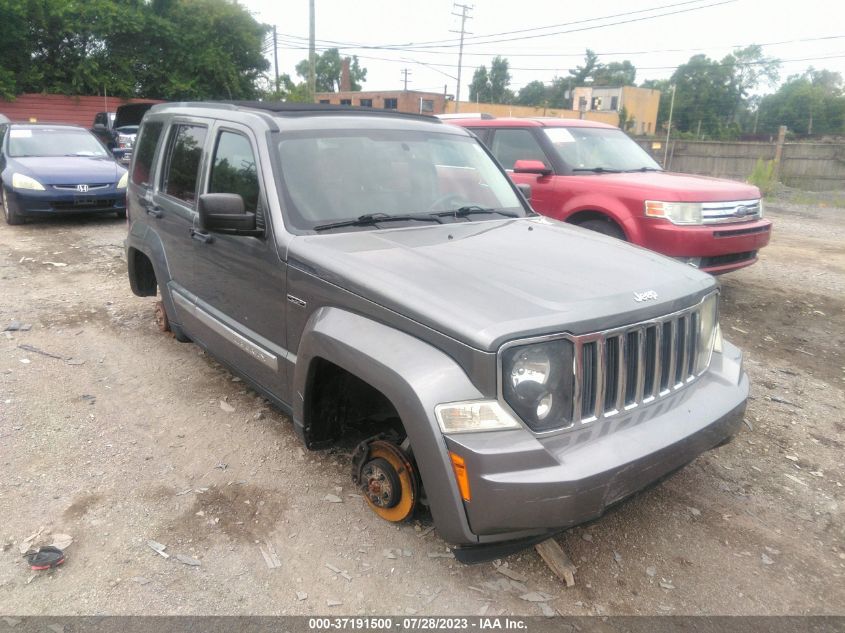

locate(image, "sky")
(241, 0), (845, 98)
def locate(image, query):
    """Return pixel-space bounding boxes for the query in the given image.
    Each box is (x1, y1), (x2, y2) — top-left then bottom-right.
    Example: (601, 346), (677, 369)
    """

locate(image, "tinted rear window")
(160, 124), (207, 204)
(131, 121), (164, 186)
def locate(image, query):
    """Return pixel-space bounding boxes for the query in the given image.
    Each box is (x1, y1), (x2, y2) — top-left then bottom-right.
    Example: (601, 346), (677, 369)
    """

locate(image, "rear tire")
(2, 186), (24, 225)
(154, 299), (191, 343)
(578, 218), (625, 240)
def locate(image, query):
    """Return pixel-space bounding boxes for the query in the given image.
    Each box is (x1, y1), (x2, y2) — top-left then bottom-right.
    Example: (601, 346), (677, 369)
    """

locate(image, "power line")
(274, 0), (735, 51)
(273, 34), (845, 59)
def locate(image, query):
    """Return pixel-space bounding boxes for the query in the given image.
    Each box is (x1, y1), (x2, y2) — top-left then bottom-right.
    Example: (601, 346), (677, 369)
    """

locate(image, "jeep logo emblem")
(76, 184), (89, 193)
(634, 290), (658, 302)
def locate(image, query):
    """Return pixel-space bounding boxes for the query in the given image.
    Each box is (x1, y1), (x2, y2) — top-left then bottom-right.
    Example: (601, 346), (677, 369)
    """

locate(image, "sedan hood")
(289, 217), (716, 351)
(11, 156), (123, 185)
(593, 171), (760, 201)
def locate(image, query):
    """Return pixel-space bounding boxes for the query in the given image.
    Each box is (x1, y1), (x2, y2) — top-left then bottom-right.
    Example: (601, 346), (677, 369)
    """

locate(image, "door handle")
(146, 206), (163, 218)
(190, 228), (213, 244)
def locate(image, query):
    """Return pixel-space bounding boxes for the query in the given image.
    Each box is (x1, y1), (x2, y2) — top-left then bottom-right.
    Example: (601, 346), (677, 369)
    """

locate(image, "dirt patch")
(62, 493), (103, 520)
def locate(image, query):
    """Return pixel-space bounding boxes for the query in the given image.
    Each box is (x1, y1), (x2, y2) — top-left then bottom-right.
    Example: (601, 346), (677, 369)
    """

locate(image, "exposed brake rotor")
(352, 438), (419, 522)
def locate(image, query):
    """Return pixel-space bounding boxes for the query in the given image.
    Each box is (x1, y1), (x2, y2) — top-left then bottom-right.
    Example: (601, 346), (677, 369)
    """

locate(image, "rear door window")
(490, 128), (551, 170)
(131, 121), (164, 187)
(160, 124), (208, 205)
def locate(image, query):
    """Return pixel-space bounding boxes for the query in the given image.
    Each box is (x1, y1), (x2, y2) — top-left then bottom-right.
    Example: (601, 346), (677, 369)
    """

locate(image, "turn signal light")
(449, 452), (471, 502)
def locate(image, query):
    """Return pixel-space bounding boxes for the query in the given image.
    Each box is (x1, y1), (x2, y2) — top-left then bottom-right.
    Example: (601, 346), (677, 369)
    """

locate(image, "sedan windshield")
(8, 127), (110, 158)
(543, 127), (661, 173)
(277, 129), (524, 232)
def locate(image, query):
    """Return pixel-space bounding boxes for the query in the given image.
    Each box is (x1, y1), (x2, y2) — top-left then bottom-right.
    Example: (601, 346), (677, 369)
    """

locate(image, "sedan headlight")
(501, 340), (574, 432)
(12, 173), (45, 191)
(117, 172), (128, 189)
(695, 293), (719, 374)
(645, 200), (703, 225)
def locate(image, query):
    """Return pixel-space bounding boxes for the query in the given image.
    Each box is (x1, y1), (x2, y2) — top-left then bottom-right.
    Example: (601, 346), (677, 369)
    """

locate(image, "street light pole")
(450, 3), (473, 113)
(308, 0), (316, 102)
(663, 83), (676, 167)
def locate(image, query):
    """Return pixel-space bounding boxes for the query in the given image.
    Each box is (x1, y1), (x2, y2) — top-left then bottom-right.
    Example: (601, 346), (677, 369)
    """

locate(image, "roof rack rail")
(435, 113), (495, 120)
(153, 101), (440, 122)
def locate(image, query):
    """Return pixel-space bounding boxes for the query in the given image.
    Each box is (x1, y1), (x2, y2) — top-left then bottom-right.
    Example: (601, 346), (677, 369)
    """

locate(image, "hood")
(11, 156), (123, 185)
(587, 171), (760, 202)
(114, 103), (155, 129)
(289, 217), (716, 351)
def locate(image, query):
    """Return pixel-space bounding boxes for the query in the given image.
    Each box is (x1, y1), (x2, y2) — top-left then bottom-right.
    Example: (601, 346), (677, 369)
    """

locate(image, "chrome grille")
(572, 299), (711, 425)
(52, 183), (110, 191)
(702, 199), (761, 224)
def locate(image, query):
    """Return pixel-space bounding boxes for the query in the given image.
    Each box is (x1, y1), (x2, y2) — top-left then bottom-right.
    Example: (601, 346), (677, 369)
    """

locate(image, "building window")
(319, 99), (330, 104)
(340, 99), (352, 105)
(420, 99), (434, 113)
(591, 97), (602, 110)
(384, 98), (398, 110)
(610, 96), (618, 111)
(359, 98), (373, 107)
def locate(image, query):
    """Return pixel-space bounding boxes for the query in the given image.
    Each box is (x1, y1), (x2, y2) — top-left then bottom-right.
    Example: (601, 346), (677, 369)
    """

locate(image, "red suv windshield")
(544, 127), (661, 173)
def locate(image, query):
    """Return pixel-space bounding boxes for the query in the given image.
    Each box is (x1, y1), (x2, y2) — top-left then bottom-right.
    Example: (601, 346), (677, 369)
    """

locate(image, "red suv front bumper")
(637, 218), (772, 274)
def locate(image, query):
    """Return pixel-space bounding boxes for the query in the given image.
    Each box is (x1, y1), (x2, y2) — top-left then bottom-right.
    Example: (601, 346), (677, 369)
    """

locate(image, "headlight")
(117, 172), (128, 189)
(117, 134), (133, 147)
(501, 340), (574, 432)
(435, 401), (521, 434)
(12, 173), (45, 191)
(695, 293), (719, 374)
(645, 200), (703, 225)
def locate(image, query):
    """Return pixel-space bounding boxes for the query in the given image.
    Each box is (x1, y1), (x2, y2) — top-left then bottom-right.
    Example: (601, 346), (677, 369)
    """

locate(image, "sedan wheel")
(2, 186), (23, 225)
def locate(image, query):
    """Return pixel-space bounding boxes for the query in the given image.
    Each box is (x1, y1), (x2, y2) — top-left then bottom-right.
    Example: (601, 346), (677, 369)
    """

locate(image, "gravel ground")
(0, 197), (843, 616)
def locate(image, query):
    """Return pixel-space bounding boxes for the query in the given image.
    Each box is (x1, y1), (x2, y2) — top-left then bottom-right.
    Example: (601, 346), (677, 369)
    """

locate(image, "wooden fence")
(634, 137), (845, 191)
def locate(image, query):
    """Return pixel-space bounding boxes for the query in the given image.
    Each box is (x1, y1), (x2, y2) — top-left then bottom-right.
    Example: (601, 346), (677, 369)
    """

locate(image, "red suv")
(449, 117), (772, 274)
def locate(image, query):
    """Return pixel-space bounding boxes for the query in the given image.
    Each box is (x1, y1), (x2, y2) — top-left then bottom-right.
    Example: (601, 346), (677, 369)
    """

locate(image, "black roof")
(188, 101), (441, 123)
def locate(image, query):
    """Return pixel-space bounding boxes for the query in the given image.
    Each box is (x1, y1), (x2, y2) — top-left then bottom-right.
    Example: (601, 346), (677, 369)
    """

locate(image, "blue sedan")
(0, 123), (128, 225)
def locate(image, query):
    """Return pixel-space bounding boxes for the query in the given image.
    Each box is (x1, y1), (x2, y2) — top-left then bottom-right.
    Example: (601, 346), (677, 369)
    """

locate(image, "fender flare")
(293, 306), (482, 545)
(126, 224), (181, 324)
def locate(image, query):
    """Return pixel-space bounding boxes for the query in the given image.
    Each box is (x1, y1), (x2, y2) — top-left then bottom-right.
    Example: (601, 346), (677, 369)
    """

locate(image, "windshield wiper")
(313, 212), (443, 232)
(624, 166), (663, 172)
(571, 167), (622, 173)
(432, 205), (519, 219)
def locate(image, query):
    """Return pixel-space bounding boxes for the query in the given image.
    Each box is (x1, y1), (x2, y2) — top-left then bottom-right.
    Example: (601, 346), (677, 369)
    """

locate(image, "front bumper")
(6, 186), (126, 217)
(639, 218), (772, 273)
(443, 341), (746, 554)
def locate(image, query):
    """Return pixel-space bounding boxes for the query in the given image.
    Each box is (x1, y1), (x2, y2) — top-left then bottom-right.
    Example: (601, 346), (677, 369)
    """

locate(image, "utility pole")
(450, 3), (472, 113)
(663, 83), (676, 167)
(401, 68), (411, 91)
(308, 0), (316, 102)
(273, 25), (279, 93)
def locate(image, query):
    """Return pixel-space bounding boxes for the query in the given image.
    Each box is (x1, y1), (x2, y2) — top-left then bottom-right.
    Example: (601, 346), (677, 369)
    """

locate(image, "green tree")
(489, 56), (512, 103)
(295, 48), (367, 92)
(721, 45), (780, 124)
(592, 61), (637, 87)
(668, 54), (737, 138)
(0, 0), (270, 100)
(569, 49), (599, 87)
(758, 69), (845, 136)
(468, 65), (490, 103)
(515, 80), (547, 106)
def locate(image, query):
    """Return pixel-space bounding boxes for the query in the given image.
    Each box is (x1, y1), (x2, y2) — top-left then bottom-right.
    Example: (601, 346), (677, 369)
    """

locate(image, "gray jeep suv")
(126, 102), (747, 562)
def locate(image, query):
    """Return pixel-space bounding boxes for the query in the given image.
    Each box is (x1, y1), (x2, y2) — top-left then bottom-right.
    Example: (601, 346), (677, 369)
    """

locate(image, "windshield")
(543, 127), (661, 172)
(276, 129), (524, 231)
(8, 127), (110, 158)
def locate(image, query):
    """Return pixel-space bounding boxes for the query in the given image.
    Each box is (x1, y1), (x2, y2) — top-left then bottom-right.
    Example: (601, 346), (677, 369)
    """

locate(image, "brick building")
(314, 90), (448, 115)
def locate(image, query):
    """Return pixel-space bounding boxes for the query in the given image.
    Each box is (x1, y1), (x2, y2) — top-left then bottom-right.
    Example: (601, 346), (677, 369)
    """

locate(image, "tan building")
(314, 90), (448, 115)
(571, 86), (661, 135)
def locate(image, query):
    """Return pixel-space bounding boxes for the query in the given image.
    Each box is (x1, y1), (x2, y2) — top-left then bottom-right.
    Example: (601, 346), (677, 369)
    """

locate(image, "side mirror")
(516, 183), (532, 201)
(198, 193), (257, 233)
(93, 123), (108, 132)
(513, 159), (552, 176)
